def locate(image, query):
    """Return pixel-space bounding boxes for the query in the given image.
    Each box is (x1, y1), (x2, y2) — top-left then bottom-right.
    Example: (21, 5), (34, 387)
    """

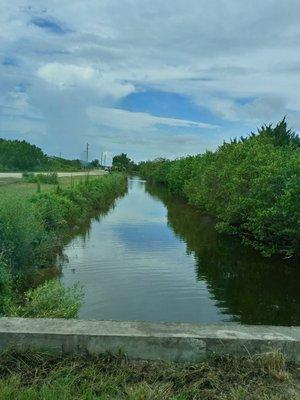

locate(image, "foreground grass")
(0, 350), (298, 400)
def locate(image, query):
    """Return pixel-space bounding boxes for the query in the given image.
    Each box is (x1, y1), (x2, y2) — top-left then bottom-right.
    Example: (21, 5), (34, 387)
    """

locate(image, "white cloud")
(37, 63), (135, 100)
(86, 107), (218, 131)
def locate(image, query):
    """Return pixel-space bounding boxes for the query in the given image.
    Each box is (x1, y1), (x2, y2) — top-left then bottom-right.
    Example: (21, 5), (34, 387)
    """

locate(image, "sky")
(1, 0), (300, 163)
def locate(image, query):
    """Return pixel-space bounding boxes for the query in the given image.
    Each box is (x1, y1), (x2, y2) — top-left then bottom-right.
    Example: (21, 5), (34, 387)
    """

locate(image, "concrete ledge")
(0, 318), (299, 362)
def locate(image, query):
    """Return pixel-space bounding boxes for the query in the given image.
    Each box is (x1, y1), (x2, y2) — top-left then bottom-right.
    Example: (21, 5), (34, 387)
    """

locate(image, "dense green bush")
(22, 171), (35, 180)
(23, 172), (59, 184)
(0, 196), (50, 269)
(47, 156), (84, 172)
(140, 119), (300, 258)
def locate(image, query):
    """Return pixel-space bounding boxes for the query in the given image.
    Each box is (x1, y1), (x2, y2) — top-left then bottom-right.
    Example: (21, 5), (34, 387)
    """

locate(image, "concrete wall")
(0, 318), (299, 362)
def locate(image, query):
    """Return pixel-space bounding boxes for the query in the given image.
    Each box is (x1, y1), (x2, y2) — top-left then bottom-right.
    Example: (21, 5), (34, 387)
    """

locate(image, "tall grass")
(7, 279), (84, 319)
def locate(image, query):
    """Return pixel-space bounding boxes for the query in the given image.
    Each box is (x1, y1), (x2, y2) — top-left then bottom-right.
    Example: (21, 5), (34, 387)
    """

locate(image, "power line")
(86, 143), (89, 163)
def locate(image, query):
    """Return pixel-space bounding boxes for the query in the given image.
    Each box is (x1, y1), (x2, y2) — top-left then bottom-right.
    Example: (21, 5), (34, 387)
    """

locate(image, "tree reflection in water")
(146, 183), (299, 326)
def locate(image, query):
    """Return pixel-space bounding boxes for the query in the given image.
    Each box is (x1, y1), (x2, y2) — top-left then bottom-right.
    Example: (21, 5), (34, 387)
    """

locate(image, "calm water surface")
(60, 177), (299, 325)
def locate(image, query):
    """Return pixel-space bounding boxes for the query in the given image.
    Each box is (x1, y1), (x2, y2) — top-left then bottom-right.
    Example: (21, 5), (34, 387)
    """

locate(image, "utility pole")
(86, 143), (89, 163)
(103, 153), (106, 167)
(100, 152), (103, 167)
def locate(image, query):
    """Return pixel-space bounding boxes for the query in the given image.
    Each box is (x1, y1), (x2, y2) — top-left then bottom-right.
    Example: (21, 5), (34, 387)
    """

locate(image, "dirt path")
(0, 170), (107, 179)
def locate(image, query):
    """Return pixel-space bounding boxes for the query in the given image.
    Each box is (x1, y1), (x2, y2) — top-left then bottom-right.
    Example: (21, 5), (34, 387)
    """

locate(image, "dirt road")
(0, 170), (107, 179)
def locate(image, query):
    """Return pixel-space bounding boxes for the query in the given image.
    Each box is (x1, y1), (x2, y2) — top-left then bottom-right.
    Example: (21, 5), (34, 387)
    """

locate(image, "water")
(60, 177), (299, 325)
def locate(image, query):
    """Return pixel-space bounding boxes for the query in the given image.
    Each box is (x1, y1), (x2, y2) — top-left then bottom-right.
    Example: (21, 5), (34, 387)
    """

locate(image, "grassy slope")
(0, 350), (298, 400)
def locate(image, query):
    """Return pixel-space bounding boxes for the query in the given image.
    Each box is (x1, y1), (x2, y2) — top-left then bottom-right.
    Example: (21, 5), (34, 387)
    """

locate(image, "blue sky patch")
(119, 89), (221, 126)
(30, 17), (72, 35)
(2, 57), (19, 67)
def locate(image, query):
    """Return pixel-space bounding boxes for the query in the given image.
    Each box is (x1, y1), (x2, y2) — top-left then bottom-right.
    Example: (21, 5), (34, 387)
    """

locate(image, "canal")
(60, 177), (299, 325)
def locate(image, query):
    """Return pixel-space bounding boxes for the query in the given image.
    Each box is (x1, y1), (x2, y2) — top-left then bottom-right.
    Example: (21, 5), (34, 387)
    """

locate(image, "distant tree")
(90, 159), (100, 168)
(0, 139), (48, 171)
(112, 153), (136, 172)
(0, 138), (84, 172)
(256, 117), (300, 147)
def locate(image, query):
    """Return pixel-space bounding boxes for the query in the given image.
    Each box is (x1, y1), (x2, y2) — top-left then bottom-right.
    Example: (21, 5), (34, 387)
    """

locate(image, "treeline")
(139, 119), (300, 259)
(0, 138), (84, 171)
(0, 173), (127, 317)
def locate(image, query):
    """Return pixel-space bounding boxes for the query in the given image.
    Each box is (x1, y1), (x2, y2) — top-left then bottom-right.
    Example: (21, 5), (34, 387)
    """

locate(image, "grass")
(6, 279), (84, 319)
(0, 175), (88, 198)
(0, 350), (298, 399)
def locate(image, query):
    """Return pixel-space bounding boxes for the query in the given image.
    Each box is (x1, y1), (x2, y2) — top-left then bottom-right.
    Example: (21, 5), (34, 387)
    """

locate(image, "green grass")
(6, 279), (84, 319)
(0, 350), (298, 399)
(0, 175), (88, 198)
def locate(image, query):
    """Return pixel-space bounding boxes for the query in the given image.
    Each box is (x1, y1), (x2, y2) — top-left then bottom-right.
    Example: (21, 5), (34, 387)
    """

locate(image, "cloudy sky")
(1, 1), (300, 162)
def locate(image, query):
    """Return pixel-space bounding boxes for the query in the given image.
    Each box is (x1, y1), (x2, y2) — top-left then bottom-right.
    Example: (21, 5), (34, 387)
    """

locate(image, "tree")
(0, 138), (84, 172)
(112, 153), (136, 172)
(90, 159), (100, 168)
(0, 138), (48, 171)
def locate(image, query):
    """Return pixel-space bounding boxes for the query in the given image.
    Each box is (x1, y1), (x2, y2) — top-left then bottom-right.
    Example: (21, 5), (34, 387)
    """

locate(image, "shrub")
(23, 172), (59, 184)
(139, 119), (300, 258)
(36, 173), (59, 184)
(31, 193), (74, 231)
(0, 196), (49, 269)
(22, 171), (35, 180)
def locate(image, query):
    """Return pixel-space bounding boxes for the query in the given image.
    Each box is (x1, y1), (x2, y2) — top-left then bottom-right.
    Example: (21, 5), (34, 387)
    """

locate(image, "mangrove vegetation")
(139, 119), (300, 259)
